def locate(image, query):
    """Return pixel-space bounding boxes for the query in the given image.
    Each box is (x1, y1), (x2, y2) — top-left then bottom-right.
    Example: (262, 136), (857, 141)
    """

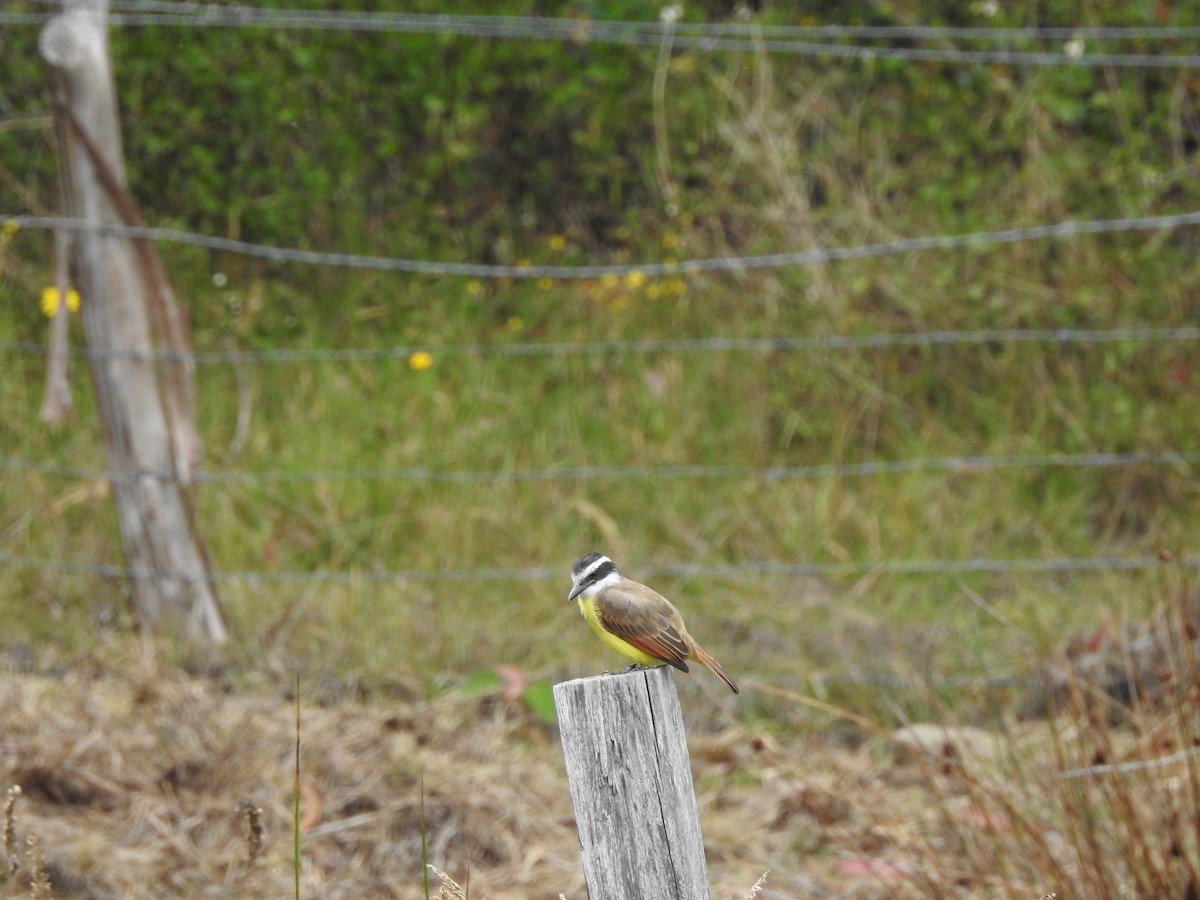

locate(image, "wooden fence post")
(38, 0), (227, 644)
(554, 666), (713, 900)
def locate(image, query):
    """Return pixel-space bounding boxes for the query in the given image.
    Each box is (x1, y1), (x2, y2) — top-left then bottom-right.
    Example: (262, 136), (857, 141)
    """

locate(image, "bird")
(566, 552), (739, 694)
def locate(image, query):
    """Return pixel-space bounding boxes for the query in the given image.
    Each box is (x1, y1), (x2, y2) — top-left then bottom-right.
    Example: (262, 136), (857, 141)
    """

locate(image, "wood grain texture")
(40, 0), (227, 643)
(554, 665), (712, 900)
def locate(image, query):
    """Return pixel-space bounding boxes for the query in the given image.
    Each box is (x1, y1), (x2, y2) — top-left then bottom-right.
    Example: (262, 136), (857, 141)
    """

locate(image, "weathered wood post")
(38, 0), (227, 644)
(554, 666), (713, 900)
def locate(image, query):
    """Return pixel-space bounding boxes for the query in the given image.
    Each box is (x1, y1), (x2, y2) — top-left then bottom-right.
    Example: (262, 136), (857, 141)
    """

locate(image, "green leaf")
(521, 682), (557, 725)
(459, 668), (504, 695)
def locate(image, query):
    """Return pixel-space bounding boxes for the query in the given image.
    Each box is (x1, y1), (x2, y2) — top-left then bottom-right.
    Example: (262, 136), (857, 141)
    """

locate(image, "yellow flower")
(661, 232), (679, 250)
(600, 273), (619, 291)
(1, 219), (19, 239)
(515, 257), (533, 270)
(505, 316), (524, 333)
(623, 270), (647, 290)
(466, 280), (483, 297)
(547, 234), (567, 252)
(537, 277), (554, 291)
(408, 350), (434, 372)
(41, 286), (81, 317)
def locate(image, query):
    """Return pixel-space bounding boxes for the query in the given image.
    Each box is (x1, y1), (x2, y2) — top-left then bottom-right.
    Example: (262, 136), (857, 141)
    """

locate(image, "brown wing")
(595, 582), (691, 672)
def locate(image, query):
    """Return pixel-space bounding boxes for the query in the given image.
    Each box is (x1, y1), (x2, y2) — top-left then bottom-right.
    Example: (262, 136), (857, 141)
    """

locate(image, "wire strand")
(22, 1), (1200, 40)
(4, 450), (1197, 486)
(3, 326), (1199, 365)
(7, 210), (1200, 280)
(0, 550), (1193, 585)
(6, 7), (1200, 67)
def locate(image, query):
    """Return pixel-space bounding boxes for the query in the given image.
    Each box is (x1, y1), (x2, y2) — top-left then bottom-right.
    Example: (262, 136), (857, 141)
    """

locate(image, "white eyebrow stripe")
(580, 555), (613, 581)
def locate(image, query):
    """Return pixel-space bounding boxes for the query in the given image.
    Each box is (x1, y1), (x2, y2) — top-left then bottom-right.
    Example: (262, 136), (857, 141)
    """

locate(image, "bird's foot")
(601, 663), (645, 676)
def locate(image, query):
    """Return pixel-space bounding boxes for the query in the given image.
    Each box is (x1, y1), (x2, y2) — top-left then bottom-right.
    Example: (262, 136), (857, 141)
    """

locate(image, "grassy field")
(2, 4), (1200, 894)
(3, 226), (1196, 718)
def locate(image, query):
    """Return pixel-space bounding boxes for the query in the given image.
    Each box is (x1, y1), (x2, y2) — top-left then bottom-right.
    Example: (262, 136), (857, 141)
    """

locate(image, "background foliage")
(1, 0), (1198, 722)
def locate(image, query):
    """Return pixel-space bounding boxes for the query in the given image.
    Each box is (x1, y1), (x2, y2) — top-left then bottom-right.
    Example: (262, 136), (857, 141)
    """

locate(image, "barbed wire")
(0, 549), (1193, 585)
(6, 6), (1200, 68)
(3, 326), (1199, 365)
(16, 0), (1200, 41)
(8, 210), (1200, 280)
(4, 450), (1197, 487)
(7, 4), (1198, 657)
(22, 1), (1200, 40)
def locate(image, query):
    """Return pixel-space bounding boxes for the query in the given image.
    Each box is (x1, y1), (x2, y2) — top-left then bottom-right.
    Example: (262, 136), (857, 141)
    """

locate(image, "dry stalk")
(741, 870), (769, 898)
(238, 800), (265, 867)
(426, 865), (467, 900)
(27, 835), (50, 898)
(3, 784), (19, 878)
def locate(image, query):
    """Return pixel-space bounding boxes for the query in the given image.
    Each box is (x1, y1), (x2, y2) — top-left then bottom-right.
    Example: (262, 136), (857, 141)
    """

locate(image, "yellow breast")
(577, 595), (661, 667)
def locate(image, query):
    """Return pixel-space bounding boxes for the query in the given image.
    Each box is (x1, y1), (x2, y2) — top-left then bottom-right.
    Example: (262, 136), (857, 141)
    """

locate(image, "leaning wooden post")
(38, 0), (227, 644)
(554, 666), (713, 900)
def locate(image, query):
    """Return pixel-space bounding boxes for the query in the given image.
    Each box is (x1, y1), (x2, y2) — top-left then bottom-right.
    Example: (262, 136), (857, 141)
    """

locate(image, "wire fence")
(4, 5), (1198, 641)
(4, 228), (1198, 580)
(6, 5), (1200, 68)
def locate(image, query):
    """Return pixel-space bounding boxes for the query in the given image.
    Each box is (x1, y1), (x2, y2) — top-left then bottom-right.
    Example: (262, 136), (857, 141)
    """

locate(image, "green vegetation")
(1, 0), (1198, 722)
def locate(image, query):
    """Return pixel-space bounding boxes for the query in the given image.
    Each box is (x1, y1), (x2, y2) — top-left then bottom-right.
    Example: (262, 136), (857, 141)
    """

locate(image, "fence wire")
(4, 450), (1198, 487)
(3, 326), (1200, 365)
(7, 210), (1200, 280)
(20, 1), (1200, 40)
(6, 6), (1200, 68)
(1, 550), (1194, 586)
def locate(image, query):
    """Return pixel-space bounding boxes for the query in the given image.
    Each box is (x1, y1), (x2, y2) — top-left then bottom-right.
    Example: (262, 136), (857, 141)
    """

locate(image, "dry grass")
(1, 583), (1197, 899)
(0, 643), (586, 898)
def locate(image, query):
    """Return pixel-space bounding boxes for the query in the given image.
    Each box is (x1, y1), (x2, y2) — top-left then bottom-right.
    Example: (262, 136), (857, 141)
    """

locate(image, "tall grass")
(0, 13), (1197, 709)
(905, 571), (1200, 897)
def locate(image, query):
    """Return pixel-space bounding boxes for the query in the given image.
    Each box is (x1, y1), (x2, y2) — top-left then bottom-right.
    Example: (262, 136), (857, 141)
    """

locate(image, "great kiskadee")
(566, 552), (739, 694)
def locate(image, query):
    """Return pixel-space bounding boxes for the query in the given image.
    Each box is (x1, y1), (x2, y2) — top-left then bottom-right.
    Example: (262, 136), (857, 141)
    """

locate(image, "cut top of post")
(40, 7), (105, 71)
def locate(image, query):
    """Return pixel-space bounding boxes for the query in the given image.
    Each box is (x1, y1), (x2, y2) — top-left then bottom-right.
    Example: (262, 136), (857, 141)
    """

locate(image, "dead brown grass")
(0, 641), (930, 898)
(3, 609), (1200, 898)
(0, 646), (586, 899)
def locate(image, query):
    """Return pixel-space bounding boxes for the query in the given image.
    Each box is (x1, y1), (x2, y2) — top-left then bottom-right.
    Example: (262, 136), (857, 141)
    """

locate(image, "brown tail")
(690, 642), (739, 694)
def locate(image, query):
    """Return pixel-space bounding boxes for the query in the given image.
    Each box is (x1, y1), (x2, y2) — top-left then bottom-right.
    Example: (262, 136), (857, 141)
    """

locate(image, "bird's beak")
(566, 582), (583, 603)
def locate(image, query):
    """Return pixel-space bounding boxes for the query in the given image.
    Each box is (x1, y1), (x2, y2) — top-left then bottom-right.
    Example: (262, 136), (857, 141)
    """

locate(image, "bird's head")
(567, 552), (620, 602)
